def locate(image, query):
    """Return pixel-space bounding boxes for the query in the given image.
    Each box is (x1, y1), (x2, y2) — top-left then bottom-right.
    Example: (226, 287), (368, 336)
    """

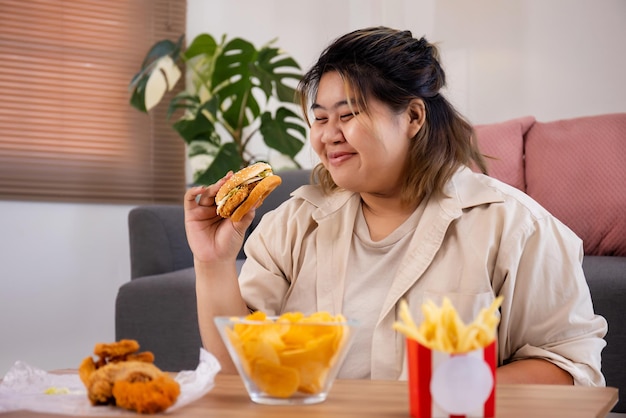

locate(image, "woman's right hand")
(186, 175), (253, 372)
(183, 174), (255, 265)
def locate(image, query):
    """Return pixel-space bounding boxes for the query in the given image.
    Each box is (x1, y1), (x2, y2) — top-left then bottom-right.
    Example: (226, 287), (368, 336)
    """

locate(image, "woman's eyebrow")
(311, 99), (354, 111)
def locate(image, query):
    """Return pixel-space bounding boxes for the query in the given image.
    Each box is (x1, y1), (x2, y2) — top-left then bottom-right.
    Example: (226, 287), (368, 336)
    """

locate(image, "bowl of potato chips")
(215, 311), (357, 405)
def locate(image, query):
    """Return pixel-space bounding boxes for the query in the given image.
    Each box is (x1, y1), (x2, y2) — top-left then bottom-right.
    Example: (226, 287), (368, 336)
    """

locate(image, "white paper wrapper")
(0, 348), (221, 415)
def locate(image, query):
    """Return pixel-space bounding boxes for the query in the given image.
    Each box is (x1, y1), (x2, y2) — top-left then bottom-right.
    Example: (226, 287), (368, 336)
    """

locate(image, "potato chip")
(250, 358), (300, 398)
(244, 338), (280, 364)
(225, 327), (250, 374)
(277, 311), (305, 323)
(295, 361), (328, 394)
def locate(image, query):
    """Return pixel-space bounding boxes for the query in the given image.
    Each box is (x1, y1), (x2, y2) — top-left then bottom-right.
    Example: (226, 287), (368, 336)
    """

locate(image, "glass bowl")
(214, 313), (358, 405)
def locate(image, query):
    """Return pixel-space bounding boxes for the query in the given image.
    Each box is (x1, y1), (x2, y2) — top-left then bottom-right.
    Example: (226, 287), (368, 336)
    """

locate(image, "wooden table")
(2, 374), (618, 418)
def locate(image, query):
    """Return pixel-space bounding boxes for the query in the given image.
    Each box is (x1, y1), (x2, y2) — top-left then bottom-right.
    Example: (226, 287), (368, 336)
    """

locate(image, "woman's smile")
(327, 151), (356, 166)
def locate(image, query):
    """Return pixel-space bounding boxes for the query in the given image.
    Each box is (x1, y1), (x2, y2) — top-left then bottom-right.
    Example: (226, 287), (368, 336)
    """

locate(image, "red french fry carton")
(407, 338), (497, 418)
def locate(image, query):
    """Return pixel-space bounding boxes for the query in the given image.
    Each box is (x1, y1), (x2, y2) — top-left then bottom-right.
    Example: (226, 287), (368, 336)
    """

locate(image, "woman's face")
(310, 71), (414, 196)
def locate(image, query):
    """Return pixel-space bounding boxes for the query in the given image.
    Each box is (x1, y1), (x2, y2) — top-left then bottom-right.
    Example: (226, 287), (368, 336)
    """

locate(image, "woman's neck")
(360, 193), (420, 241)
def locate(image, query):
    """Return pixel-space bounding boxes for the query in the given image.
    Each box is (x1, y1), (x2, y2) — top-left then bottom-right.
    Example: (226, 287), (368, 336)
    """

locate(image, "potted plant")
(129, 33), (307, 185)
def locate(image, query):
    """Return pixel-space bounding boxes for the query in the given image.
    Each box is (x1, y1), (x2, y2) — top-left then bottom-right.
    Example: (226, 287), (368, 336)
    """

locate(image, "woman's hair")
(298, 26), (487, 204)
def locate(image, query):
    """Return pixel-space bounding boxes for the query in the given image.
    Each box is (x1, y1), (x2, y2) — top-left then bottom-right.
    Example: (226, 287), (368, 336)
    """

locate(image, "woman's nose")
(321, 122), (345, 144)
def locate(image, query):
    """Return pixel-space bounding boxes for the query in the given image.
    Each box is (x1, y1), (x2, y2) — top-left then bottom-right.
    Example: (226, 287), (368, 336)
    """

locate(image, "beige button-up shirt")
(239, 167), (607, 385)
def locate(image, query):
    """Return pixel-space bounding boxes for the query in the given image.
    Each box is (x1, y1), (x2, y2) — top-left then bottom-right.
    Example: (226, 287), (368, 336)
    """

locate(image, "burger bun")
(216, 163), (282, 222)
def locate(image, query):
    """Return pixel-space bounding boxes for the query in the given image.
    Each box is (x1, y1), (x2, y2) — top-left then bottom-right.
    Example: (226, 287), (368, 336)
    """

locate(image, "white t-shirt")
(340, 202), (426, 378)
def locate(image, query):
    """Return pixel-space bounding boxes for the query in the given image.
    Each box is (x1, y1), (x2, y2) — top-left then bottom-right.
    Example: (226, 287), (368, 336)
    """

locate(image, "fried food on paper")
(79, 339), (180, 414)
(113, 374), (181, 414)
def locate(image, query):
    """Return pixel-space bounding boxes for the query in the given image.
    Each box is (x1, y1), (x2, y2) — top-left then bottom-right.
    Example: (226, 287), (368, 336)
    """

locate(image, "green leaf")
(129, 35), (184, 112)
(212, 38), (256, 85)
(129, 75), (149, 112)
(200, 94), (221, 121)
(144, 35), (184, 67)
(130, 36), (183, 89)
(167, 92), (201, 120)
(167, 92), (220, 121)
(143, 56), (182, 111)
(216, 82), (261, 129)
(183, 33), (218, 60)
(259, 107), (306, 158)
(212, 38), (258, 130)
(172, 111), (216, 144)
(193, 142), (243, 185)
(255, 46), (301, 103)
(188, 140), (218, 158)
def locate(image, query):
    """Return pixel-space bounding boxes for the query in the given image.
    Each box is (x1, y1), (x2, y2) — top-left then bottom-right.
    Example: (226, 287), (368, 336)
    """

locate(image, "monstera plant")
(129, 34), (307, 185)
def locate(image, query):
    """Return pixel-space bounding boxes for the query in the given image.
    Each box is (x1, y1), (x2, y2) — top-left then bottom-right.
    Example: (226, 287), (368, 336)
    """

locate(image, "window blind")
(0, 0), (187, 204)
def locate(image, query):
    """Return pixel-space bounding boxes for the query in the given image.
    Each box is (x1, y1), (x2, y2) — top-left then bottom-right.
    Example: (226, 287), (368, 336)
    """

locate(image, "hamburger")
(215, 162), (282, 222)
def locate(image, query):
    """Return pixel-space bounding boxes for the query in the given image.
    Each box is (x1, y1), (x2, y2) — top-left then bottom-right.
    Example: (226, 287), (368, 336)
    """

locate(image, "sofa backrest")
(475, 112), (626, 257)
(128, 204), (194, 279)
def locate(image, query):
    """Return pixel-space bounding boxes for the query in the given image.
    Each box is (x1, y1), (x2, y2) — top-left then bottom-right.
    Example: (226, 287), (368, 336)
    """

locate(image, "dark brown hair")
(298, 27), (487, 204)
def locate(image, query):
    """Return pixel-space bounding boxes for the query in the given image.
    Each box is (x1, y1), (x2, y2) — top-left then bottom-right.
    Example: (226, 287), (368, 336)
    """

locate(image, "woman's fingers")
(195, 187), (215, 207)
(184, 185), (208, 208)
(184, 173), (232, 209)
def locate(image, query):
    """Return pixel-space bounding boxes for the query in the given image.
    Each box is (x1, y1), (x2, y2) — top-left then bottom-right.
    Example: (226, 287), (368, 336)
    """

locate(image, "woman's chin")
(326, 164), (366, 192)
(330, 176), (361, 193)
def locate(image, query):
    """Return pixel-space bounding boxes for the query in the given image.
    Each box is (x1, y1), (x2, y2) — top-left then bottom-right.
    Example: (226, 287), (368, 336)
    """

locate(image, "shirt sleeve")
(496, 214), (607, 386)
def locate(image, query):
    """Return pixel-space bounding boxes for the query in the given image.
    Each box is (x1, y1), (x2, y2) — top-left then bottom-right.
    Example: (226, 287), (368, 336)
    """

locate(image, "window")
(0, 0), (187, 204)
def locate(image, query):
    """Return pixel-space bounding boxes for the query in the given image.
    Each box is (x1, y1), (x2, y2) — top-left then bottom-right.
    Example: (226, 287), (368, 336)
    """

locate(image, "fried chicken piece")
(85, 361), (165, 406)
(113, 374), (181, 414)
(126, 351), (155, 364)
(217, 182), (257, 217)
(94, 339), (140, 359)
(79, 356), (97, 387)
(93, 339), (145, 366)
(80, 340), (180, 414)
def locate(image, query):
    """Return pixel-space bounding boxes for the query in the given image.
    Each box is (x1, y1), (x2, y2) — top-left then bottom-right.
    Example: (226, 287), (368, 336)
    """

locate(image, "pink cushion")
(525, 113), (626, 256)
(474, 116), (536, 191)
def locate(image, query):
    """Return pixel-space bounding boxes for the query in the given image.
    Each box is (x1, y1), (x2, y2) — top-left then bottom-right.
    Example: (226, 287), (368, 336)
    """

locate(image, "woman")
(185, 27), (606, 385)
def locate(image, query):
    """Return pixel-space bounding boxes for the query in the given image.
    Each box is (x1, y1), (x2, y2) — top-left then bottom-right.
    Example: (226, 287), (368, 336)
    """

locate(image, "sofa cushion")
(474, 116), (535, 191)
(525, 113), (626, 256)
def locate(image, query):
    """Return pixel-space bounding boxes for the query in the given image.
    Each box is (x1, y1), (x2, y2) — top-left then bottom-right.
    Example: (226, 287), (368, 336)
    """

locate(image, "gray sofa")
(116, 167), (626, 413)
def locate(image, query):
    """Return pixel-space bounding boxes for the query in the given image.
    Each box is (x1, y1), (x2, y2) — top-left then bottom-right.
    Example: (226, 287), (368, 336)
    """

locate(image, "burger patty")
(217, 181), (259, 218)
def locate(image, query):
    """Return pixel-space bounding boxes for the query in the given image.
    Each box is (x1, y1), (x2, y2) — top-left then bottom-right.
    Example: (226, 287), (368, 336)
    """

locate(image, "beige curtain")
(0, 0), (187, 204)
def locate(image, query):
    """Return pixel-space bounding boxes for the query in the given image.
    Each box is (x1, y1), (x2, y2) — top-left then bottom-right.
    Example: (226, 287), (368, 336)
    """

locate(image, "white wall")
(431, 0), (626, 122)
(188, 0), (626, 124)
(1, 0), (625, 376)
(0, 201), (132, 374)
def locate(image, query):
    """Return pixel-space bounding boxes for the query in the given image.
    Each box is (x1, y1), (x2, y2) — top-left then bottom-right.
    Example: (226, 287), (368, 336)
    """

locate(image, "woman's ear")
(407, 99), (426, 138)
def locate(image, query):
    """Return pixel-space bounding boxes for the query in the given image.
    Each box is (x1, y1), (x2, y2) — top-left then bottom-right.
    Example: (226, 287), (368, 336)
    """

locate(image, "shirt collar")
(291, 165), (505, 218)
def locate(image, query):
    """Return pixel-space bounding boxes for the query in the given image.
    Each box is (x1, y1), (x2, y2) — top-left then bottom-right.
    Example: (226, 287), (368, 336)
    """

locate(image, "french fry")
(394, 296), (503, 354)
(394, 300), (428, 346)
(399, 299), (419, 331)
